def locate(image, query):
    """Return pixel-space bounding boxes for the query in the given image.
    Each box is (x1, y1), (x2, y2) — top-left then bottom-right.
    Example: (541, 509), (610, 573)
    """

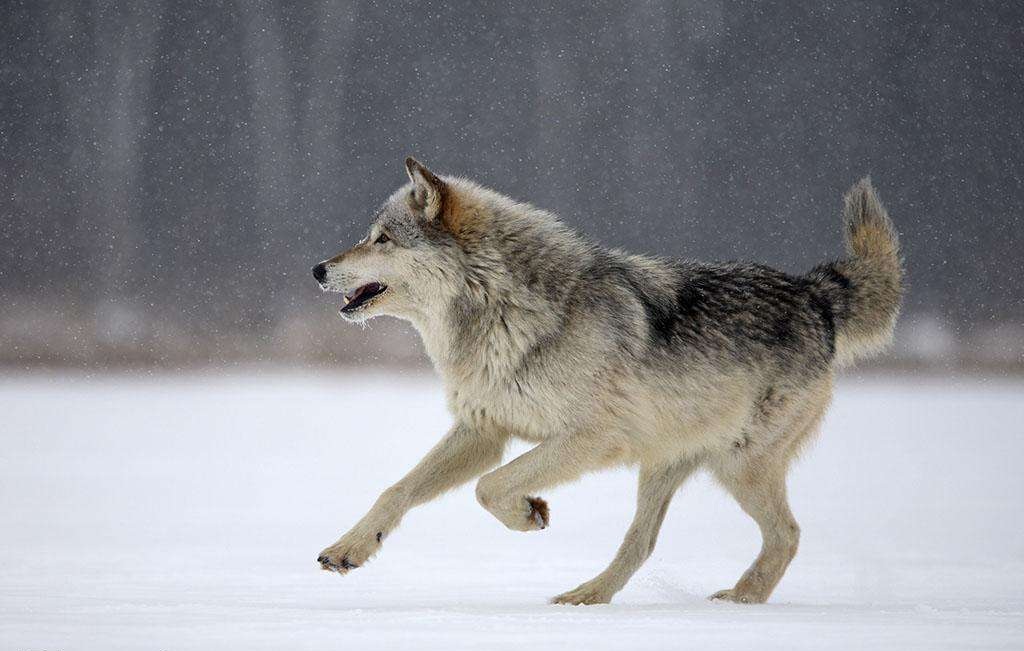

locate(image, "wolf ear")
(404, 156), (445, 222)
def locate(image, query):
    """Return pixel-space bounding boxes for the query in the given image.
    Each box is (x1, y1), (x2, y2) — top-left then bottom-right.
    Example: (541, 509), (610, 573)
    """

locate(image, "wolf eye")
(375, 233), (390, 244)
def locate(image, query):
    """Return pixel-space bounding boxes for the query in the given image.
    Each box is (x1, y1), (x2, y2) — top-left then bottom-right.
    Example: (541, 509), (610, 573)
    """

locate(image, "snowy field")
(1, 370), (1022, 650)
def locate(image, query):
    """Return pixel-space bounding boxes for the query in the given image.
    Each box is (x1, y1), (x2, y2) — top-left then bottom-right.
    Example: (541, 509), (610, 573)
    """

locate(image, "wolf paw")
(709, 588), (766, 604)
(526, 496), (549, 530)
(317, 530), (383, 574)
(551, 580), (613, 605)
(476, 483), (550, 531)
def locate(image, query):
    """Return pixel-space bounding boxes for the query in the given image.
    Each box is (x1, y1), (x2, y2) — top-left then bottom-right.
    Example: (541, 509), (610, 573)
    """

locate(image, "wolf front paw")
(526, 496), (549, 530)
(709, 588), (767, 604)
(317, 530), (383, 574)
(476, 479), (551, 531)
(550, 579), (613, 605)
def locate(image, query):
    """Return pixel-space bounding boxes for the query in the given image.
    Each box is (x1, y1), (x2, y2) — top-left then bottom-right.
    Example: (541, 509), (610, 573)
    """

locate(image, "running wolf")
(311, 158), (902, 604)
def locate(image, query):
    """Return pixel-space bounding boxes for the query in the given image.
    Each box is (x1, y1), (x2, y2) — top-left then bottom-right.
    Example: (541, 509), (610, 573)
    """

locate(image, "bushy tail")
(809, 178), (904, 367)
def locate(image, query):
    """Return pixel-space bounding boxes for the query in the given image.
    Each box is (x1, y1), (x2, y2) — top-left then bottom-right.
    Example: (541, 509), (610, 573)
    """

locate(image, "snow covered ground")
(1, 370), (1022, 650)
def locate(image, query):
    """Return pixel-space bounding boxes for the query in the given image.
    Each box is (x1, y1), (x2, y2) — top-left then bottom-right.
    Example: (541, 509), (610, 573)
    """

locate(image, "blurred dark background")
(2, 0), (1022, 370)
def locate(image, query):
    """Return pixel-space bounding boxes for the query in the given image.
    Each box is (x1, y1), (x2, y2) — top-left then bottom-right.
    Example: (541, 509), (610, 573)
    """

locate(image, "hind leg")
(551, 457), (698, 605)
(709, 461), (800, 604)
(709, 393), (828, 604)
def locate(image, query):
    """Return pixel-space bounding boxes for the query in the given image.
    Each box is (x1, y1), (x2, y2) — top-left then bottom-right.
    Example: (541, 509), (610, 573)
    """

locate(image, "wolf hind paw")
(551, 580), (613, 605)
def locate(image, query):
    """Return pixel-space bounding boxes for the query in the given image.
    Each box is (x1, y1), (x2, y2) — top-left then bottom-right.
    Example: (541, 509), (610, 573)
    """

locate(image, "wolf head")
(312, 157), (475, 324)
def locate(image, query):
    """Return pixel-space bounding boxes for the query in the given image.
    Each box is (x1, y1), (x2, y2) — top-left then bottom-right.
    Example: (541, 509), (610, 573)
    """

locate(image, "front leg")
(318, 422), (507, 573)
(475, 434), (623, 532)
(552, 458), (697, 605)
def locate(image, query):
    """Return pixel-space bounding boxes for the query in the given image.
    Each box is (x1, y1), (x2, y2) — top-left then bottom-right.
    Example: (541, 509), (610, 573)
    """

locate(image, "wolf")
(311, 158), (902, 605)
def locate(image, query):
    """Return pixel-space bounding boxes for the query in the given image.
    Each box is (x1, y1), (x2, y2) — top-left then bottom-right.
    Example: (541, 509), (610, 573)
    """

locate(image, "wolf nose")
(312, 263), (327, 283)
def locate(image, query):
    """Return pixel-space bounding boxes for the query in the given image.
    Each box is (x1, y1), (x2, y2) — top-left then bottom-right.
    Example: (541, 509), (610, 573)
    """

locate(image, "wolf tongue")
(345, 285), (368, 303)
(343, 283), (377, 310)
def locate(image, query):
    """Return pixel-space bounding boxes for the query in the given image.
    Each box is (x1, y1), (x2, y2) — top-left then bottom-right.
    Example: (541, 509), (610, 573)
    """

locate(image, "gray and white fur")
(311, 158), (903, 605)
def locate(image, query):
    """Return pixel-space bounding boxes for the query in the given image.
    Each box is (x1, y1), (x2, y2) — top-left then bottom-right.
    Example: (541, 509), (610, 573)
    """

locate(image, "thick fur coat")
(311, 158), (903, 604)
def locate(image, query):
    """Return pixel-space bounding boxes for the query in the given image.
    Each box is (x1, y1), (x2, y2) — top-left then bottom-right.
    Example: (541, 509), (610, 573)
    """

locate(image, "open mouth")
(341, 282), (387, 313)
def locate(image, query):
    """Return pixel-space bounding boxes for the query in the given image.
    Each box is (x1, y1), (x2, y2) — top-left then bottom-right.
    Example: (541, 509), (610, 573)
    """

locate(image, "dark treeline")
(2, 1), (1022, 368)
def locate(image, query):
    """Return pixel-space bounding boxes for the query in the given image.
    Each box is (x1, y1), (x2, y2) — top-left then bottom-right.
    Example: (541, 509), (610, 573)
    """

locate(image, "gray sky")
(2, 0), (1022, 367)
